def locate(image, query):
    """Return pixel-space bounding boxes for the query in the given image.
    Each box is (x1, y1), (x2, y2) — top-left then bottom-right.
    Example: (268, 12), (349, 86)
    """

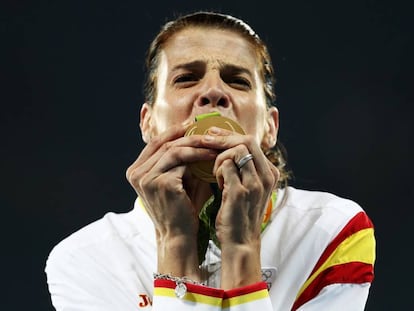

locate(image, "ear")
(261, 106), (279, 149)
(140, 103), (153, 143)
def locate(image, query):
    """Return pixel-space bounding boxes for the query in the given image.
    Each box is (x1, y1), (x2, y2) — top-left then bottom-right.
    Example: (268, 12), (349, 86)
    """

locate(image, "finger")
(150, 146), (218, 175)
(126, 124), (188, 177)
(207, 126), (239, 137)
(127, 133), (211, 181)
(206, 131), (277, 191)
(266, 158), (280, 190)
(128, 145), (217, 193)
(235, 152), (258, 186)
(213, 144), (253, 175)
(141, 124), (189, 160)
(204, 131), (268, 177)
(215, 158), (241, 191)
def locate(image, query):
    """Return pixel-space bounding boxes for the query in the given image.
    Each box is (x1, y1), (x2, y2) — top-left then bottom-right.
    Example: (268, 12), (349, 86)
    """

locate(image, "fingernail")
(204, 135), (215, 142)
(208, 127), (221, 135)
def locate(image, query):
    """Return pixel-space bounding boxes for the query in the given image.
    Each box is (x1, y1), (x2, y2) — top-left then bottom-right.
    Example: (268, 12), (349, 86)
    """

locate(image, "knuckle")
(127, 169), (140, 188)
(236, 144), (248, 155)
(157, 175), (171, 188)
(222, 158), (234, 169)
(163, 142), (183, 161)
(274, 166), (281, 180)
(125, 167), (132, 181)
(156, 176), (179, 194)
(233, 184), (249, 198)
(244, 134), (256, 146)
(262, 174), (275, 189)
(149, 135), (162, 146)
(249, 181), (263, 194)
(162, 141), (173, 151)
(168, 147), (182, 163)
(217, 135), (226, 145)
(140, 174), (156, 193)
(268, 165), (280, 188)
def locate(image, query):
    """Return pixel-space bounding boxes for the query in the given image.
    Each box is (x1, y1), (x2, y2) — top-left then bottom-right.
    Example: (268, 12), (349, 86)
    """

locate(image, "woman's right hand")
(125, 124), (217, 278)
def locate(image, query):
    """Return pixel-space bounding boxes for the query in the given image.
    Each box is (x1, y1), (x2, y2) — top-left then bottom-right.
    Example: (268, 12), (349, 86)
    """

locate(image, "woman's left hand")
(201, 126), (280, 289)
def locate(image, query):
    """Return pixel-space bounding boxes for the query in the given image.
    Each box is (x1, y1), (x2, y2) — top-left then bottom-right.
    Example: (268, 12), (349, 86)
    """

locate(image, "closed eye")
(174, 74), (199, 87)
(227, 76), (252, 90)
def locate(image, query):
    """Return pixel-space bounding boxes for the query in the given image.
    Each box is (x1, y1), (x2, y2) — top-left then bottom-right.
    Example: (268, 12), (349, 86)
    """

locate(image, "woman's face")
(141, 26), (278, 149)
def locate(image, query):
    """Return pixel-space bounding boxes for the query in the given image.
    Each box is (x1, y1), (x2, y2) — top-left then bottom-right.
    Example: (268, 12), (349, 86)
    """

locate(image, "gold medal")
(184, 112), (245, 182)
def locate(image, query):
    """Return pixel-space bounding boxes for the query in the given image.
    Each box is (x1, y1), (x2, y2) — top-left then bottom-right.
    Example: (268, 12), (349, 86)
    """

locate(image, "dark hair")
(143, 11), (291, 187)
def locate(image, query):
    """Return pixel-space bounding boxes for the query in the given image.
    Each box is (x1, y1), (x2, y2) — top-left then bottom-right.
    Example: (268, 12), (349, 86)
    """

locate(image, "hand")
(126, 124), (217, 278)
(201, 126), (280, 288)
(202, 126), (279, 245)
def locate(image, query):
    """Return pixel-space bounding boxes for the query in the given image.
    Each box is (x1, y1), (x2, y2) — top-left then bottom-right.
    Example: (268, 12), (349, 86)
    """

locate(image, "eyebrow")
(219, 63), (253, 78)
(171, 60), (206, 72)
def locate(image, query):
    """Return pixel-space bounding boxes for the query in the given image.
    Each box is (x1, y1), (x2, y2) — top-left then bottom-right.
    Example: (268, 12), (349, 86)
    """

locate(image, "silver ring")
(236, 153), (254, 170)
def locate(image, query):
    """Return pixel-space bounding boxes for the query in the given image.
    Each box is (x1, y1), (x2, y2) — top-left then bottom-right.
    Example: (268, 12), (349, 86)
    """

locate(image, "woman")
(46, 11), (375, 311)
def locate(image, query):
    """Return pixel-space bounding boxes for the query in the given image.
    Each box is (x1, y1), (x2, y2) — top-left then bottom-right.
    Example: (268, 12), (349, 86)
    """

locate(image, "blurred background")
(2, 0), (413, 309)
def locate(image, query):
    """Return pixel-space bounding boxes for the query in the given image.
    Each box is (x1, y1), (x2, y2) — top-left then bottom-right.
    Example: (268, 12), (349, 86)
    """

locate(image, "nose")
(195, 74), (231, 108)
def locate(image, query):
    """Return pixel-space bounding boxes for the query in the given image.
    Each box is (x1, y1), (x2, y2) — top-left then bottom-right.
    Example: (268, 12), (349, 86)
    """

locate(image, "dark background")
(2, 0), (413, 310)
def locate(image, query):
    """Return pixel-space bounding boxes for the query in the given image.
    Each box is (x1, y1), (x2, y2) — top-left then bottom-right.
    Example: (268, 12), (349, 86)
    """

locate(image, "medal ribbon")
(197, 184), (276, 264)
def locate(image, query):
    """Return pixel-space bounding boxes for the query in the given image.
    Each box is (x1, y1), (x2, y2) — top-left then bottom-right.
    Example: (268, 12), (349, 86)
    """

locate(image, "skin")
(126, 26), (280, 290)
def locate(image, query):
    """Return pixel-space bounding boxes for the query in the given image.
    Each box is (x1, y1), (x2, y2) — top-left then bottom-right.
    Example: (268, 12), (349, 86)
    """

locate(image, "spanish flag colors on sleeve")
(153, 280), (272, 311)
(292, 211), (375, 310)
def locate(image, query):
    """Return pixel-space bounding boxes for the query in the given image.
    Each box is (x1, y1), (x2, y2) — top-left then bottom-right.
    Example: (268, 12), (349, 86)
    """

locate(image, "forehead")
(161, 27), (259, 71)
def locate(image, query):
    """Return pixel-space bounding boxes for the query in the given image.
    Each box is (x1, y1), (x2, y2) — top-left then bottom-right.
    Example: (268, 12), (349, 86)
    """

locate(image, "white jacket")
(45, 186), (375, 310)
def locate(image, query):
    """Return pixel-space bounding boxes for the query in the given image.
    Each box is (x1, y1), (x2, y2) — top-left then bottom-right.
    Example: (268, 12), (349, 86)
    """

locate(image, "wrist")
(220, 243), (262, 290)
(157, 234), (201, 281)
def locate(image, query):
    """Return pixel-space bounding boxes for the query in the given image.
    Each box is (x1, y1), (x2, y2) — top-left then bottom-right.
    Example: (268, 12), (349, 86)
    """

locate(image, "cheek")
(241, 105), (264, 128)
(152, 97), (193, 133)
(238, 106), (267, 142)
